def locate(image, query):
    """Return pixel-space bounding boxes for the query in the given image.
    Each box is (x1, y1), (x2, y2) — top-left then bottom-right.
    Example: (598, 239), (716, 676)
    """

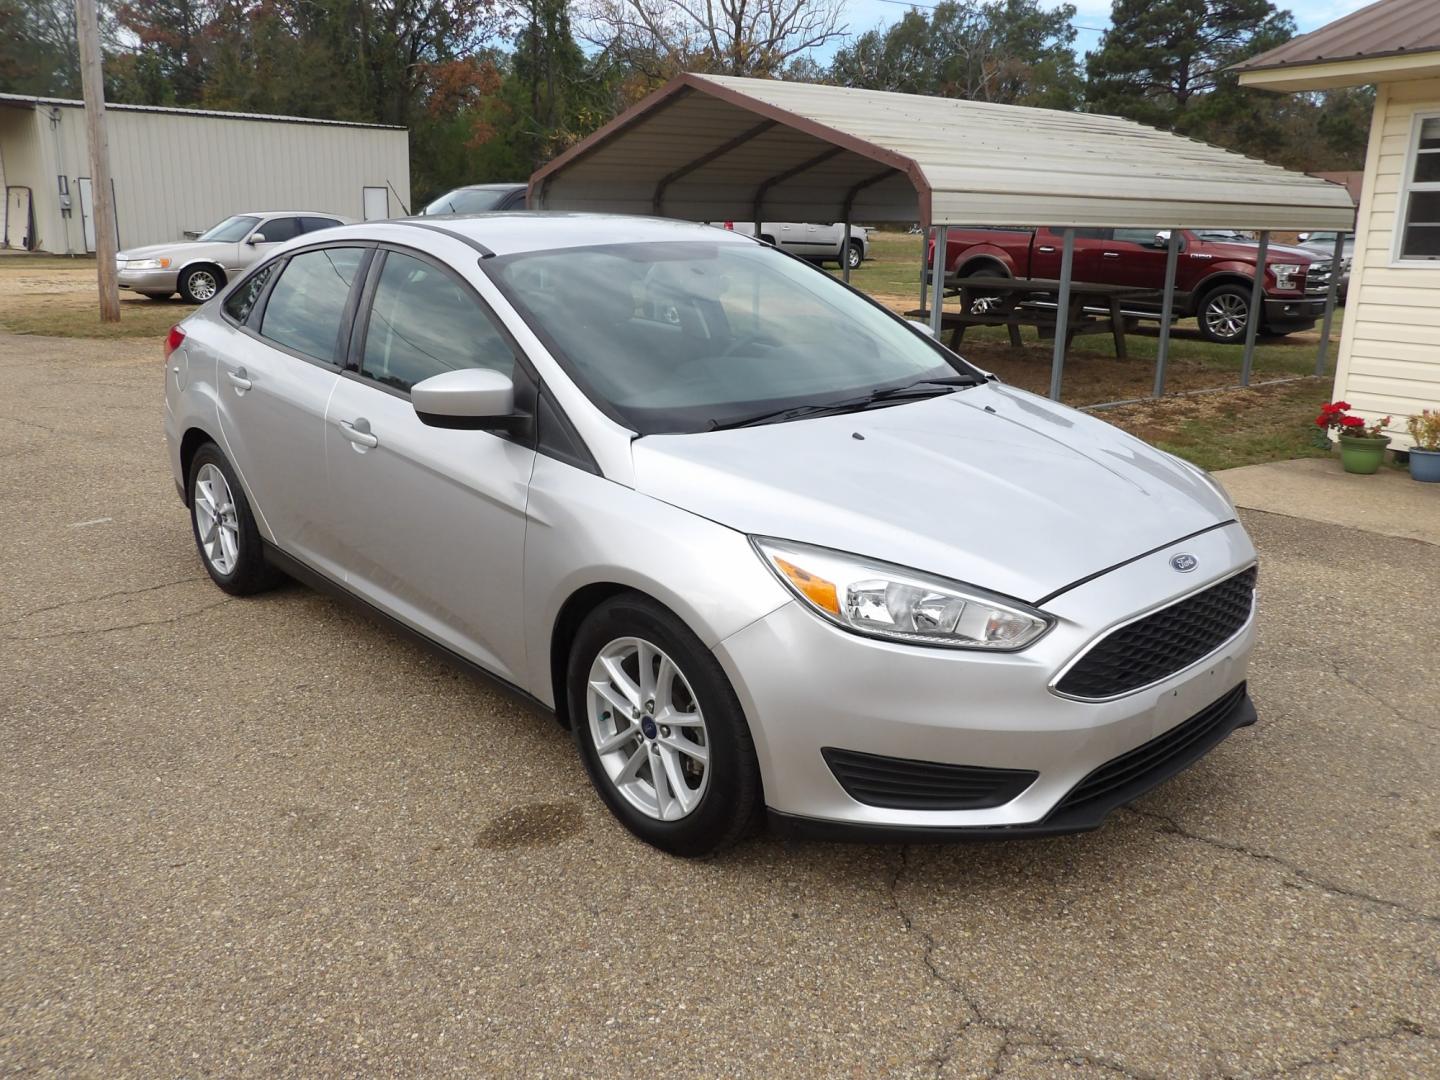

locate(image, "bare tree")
(581, 0), (845, 79)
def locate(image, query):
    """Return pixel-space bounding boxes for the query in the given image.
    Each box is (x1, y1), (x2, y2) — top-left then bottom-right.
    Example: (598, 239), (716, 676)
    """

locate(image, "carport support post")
(1239, 230), (1270, 387)
(929, 226), (945, 337)
(1153, 229), (1183, 398)
(1048, 228), (1076, 401)
(843, 221), (852, 283)
(1315, 231), (1346, 376)
(920, 229), (933, 313)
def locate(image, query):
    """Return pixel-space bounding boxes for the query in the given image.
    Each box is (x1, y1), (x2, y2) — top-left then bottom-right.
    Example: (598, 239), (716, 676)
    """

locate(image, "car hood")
(1201, 239), (1317, 264)
(117, 240), (230, 262)
(631, 383), (1234, 605)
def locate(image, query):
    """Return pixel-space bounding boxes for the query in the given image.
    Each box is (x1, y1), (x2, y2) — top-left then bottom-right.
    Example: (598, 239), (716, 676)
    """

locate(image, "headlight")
(751, 537), (1052, 651)
(125, 257), (171, 270)
(1270, 263), (1301, 290)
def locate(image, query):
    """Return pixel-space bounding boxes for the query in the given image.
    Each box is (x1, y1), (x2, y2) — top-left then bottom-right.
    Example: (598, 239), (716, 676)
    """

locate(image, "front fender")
(522, 456), (790, 707)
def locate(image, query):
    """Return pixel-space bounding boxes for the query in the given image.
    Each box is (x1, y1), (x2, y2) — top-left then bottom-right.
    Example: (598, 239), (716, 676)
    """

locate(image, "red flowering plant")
(1316, 402), (1391, 440)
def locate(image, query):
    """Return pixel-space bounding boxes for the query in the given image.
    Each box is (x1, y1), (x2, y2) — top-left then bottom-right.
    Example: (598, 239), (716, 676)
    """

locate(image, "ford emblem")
(1170, 553), (1199, 573)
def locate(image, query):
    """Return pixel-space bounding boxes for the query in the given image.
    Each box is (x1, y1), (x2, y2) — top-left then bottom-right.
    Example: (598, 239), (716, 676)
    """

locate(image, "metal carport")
(529, 74), (1357, 402)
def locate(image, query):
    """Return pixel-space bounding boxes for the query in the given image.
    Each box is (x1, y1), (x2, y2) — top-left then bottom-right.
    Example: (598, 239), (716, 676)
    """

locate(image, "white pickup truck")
(714, 221), (869, 269)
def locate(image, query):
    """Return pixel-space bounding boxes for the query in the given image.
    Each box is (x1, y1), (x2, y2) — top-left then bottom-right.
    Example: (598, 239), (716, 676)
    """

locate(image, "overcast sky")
(819, 0), (1377, 61)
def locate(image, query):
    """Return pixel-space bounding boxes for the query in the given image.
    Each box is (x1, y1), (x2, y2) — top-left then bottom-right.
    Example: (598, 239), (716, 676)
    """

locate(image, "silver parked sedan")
(163, 214), (1258, 856)
(118, 211), (348, 303)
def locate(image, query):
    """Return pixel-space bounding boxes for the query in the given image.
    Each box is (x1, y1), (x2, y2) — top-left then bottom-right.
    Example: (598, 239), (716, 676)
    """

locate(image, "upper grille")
(1055, 567), (1257, 700)
(823, 747), (1037, 811)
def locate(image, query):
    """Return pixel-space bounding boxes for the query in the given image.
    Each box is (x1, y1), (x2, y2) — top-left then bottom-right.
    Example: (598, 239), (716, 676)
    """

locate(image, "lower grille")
(1048, 682), (1249, 821)
(1055, 566), (1257, 700)
(824, 748), (1037, 811)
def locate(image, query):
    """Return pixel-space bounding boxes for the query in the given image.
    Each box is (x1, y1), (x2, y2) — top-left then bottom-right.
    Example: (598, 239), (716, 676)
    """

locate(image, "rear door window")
(302, 217), (343, 234)
(259, 247), (365, 363)
(258, 217), (304, 243)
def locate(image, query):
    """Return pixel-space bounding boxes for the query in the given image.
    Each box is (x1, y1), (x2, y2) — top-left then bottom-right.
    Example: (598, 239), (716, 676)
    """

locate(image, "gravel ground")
(1, 330), (1436, 1078)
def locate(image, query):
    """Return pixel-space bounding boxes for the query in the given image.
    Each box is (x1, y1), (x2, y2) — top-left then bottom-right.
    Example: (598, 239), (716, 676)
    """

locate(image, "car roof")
(443, 183), (527, 193)
(310, 212), (757, 257)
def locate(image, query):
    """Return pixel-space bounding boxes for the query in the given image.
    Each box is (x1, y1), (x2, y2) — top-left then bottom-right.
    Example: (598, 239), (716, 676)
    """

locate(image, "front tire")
(567, 593), (761, 857)
(845, 240), (864, 270)
(1197, 284), (1253, 344)
(179, 265), (224, 304)
(187, 443), (282, 596)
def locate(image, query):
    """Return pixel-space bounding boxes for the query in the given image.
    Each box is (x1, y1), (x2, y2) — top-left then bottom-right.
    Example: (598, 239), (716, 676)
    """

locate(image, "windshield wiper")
(708, 375), (979, 431)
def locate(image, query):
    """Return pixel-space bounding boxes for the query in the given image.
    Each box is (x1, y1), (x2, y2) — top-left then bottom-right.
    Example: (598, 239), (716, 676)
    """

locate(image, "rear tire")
(567, 593), (761, 857)
(187, 443), (282, 596)
(1197, 284), (1253, 344)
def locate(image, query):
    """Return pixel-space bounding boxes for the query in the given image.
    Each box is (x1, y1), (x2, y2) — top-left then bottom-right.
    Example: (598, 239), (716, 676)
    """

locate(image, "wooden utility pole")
(74, 0), (120, 322)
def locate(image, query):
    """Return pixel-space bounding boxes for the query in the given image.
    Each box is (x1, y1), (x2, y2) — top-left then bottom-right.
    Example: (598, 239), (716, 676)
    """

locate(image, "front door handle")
(227, 367), (252, 390)
(1102, 251), (1120, 258)
(338, 418), (378, 448)
(1037, 245), (1056, 253)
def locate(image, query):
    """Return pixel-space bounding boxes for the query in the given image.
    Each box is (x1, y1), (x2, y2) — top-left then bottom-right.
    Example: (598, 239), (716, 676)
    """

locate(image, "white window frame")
(1393, 109), (1440, 264)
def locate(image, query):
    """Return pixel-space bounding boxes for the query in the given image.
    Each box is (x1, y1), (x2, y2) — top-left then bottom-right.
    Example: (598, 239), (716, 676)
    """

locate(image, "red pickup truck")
(933, 227), (1336, 344)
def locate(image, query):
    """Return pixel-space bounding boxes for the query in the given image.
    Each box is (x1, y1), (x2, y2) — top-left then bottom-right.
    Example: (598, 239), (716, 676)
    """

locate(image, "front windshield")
(488, 240), (973, 434)
(1195, 229), (1253, 243)
(423, 188), (514, 215)
(198, 215), (261, 243)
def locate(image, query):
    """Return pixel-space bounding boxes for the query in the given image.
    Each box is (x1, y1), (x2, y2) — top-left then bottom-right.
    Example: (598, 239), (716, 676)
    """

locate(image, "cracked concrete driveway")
(2, 329), (1437, 1079)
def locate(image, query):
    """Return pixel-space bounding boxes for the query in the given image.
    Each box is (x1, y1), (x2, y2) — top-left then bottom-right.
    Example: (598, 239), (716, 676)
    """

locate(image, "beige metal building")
(1237, 0), (1440, 449)
(0, 94), (409, 255)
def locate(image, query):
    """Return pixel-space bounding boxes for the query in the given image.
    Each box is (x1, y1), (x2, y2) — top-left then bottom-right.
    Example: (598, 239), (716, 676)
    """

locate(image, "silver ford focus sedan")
(163, 214), (1258, 856)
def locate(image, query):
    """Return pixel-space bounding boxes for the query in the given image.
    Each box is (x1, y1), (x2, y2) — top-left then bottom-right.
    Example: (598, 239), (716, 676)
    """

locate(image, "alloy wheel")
(193, 462), (240, 575)
(188, 271), (218, 301)
(1204, 293), (1248, 339)
(586, 636), (710, 822)
(847, 244), (862, 269)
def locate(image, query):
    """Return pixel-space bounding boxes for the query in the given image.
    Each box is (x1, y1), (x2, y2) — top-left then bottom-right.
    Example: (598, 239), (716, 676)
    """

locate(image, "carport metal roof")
(529, 73), (1355, 231)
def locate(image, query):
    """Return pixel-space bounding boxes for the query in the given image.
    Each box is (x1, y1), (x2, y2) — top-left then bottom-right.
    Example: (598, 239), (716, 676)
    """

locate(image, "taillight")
(164, 325), (186, 361)
(723, 221), (734, 230)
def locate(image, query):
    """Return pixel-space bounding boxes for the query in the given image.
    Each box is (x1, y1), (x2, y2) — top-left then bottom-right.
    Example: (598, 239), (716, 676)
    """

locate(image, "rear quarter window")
(223, 263), (277, 324)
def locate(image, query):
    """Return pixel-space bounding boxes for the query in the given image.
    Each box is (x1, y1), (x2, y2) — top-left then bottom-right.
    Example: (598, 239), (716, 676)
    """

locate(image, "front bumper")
(1263, 297), (1326, 327)
(118, 267), (179, 293)
(714, 522), (1258, 837)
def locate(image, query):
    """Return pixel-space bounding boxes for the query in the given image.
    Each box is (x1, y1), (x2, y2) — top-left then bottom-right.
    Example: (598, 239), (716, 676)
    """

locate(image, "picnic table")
(910, 275), (1159, 358)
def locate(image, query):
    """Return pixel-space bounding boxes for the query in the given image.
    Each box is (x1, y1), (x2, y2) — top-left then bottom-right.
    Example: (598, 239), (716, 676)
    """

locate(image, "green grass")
(0, 291), (196, 339)
(1101, 378), (1335, 471)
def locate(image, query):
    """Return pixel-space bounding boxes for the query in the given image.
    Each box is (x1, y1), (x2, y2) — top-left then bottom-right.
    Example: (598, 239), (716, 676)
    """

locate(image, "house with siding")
(1237, 0), (1440, 449)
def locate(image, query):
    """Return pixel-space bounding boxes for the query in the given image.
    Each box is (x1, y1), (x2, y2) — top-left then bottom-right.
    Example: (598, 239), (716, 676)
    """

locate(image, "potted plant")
(1405, 409), (1440, 483)
(1315, 402), (1393, 475)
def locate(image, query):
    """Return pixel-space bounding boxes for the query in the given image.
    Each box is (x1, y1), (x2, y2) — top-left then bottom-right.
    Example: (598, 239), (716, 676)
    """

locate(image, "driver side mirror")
(1152, 231), (1171, 248)
(412, 368), (530, 433)
(246, 232), (266, 245)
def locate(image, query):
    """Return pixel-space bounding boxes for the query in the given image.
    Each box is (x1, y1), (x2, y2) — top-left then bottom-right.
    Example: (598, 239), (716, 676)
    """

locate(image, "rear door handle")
(226, 367), (252, 390)
(338, 419), (378, 448)
(1102, 251), (1120, 258)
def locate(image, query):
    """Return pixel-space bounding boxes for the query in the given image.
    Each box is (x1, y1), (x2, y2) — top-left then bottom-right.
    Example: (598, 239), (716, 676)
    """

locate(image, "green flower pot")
(1338, 434), (1390, 475)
